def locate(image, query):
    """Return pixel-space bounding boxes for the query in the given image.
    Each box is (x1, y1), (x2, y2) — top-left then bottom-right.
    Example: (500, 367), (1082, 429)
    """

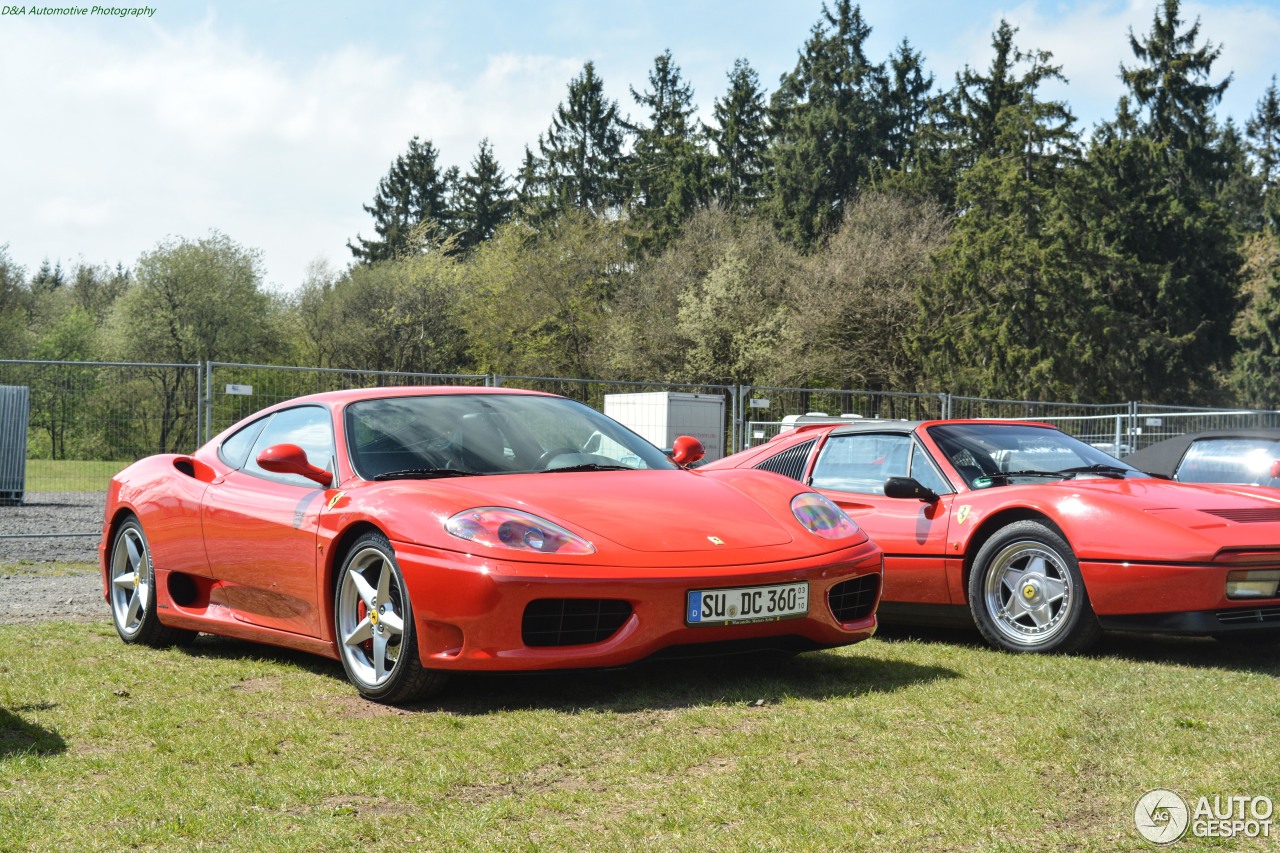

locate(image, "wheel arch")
(322, 520), (388, 621)
(960, 508), (1068, 603)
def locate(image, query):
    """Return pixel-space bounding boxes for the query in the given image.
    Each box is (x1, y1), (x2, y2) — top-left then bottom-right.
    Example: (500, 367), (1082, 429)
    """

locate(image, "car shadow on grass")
(180, 635), (959, 714)
(874, 621), (1280, 677)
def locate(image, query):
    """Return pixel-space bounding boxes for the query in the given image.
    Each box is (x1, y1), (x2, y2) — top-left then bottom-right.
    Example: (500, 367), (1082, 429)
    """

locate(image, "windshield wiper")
(978, 470), (1066, 485)
(372, 468), (484, 480)
(1058, 464), (1129, 480)
(540, 463), (635, 473)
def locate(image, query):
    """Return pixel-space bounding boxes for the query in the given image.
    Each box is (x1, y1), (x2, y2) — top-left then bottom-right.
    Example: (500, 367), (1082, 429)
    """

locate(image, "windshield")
(345, 393), (677, 478)
(1177, 438), (1280, 485)
(927, 423), (1145, 489)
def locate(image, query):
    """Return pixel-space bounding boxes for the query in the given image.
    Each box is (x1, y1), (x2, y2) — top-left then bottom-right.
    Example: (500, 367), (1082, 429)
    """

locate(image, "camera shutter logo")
(1135, 789), (1190, 844)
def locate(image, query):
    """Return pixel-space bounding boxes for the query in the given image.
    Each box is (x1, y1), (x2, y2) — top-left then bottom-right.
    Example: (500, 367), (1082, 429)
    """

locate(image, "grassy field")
(2, 617), (1277, 851)
(21, 459), (129, 493)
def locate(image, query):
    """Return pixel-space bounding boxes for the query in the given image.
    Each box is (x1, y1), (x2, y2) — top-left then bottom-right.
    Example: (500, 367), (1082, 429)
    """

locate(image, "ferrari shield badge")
(707, 536), (725, 545)
(956, 505), (972, 525)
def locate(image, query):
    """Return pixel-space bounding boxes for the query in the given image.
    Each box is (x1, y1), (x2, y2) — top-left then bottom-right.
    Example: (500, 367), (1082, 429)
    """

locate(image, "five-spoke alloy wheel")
(108, 517), (196, 646)
(335, 531), (446, 703)
(968, 520), (1101, 653)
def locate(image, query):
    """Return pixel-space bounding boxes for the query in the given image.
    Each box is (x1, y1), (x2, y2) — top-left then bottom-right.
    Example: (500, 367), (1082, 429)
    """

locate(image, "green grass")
(2, 618), (1277, 851)
(21, 459), (129, 493)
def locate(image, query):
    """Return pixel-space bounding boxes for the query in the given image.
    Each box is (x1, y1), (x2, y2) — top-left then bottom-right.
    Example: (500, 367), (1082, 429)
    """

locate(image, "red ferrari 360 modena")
(701, 418), (1280, 653)
(100, 388), (882, 703)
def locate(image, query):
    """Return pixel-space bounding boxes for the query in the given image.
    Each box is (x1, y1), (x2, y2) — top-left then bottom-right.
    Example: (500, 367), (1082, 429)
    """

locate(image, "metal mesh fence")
(739, 387), (946, 449)
(204, 363), (487, 441)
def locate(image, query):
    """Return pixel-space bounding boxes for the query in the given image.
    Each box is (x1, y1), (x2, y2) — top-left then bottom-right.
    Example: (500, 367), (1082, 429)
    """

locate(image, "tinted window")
(242, 406), (335, 488)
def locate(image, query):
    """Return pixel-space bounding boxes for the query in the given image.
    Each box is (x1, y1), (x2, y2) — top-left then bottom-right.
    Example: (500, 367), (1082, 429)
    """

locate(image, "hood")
(355, 469), (810, 556)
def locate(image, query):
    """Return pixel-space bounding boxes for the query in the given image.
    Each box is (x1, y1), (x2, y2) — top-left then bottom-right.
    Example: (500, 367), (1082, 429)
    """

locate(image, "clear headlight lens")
(1226, 569), (1280, 599)
(445, 507), (595, 555)
(790, 493), (860, 540)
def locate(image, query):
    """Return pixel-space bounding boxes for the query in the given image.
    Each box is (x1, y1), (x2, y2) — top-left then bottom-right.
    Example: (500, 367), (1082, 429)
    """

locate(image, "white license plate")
(686, 582), (809, 626)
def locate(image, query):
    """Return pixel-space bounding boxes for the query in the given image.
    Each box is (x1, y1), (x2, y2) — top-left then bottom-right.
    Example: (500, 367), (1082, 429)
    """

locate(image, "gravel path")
(0, 491), (109, 624)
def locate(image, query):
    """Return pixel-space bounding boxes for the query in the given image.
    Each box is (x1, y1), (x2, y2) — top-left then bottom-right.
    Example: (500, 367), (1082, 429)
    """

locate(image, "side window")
(242, 406), (335, 488)
(810, 434), (912, 495)
(908, 445), (952, 495)
(218, 416), (269, 469)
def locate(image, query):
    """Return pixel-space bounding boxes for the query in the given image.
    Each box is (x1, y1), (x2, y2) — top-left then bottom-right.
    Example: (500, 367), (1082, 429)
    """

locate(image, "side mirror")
(670, 435), (706, 468)
(257, 443), (333, 487)
(884, 476), (938, 502)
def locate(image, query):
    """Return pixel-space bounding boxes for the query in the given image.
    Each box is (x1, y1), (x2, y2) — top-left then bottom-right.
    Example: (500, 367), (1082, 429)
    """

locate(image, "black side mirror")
(884, 476), (938, 502)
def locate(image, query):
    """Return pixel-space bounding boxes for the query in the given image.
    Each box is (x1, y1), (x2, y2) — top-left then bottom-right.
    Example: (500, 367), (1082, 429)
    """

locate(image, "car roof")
(1123, 428), (1280, 478)
(274, 385), (555, 407)
(780, 417), (1055, 438)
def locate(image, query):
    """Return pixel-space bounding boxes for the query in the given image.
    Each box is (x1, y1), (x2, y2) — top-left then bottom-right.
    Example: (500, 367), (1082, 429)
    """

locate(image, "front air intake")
(828, 574), (880, 623)
(522, 598), (632, 647)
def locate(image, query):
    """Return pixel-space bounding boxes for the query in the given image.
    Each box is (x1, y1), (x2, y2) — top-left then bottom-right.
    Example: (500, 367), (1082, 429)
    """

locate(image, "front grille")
(1201, 508), (1280, 524)
(1216, 606), (1280, 625)
(828, 574), (880, 623)
(522, 598), (632, 647)
(754, 440), (815, 482)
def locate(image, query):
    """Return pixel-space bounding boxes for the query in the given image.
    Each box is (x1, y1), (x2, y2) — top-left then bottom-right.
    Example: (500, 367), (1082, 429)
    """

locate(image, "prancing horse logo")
(707, 536), (725, 545)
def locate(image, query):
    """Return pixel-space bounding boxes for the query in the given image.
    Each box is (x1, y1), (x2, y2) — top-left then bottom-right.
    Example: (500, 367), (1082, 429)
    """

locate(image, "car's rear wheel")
(108, 517), (197, 647)
(335, 531), (447, 704)
(968, 520), (1101, 653)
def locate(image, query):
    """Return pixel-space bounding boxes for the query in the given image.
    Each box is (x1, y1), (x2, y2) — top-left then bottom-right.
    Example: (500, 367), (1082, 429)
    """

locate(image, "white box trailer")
(604, 392), (725, 462)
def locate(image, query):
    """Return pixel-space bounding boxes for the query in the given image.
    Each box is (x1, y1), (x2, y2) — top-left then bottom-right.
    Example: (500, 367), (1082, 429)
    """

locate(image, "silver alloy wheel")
(110, 524), (150, 637)
(336, 545), (408, 689)
(981, 539), (1074, 647)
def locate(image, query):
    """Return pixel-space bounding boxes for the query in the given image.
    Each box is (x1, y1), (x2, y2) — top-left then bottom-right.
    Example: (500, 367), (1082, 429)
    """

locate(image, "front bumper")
(1081, 560), (1280, 633)
(394, 539), (883, 672)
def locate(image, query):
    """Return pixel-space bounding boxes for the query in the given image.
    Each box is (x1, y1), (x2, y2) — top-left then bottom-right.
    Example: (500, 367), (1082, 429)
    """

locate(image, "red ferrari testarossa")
(100, 387), (882, 702)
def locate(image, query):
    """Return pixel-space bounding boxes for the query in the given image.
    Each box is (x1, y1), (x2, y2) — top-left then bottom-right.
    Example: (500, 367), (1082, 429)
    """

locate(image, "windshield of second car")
(927, 423), (1144, 489)
(345, 393), (677, 478)
(1177, 438), (1280, 485)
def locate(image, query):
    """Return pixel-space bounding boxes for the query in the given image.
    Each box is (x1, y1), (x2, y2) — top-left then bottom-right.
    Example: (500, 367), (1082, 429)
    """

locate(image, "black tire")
(107, 518), (198, 647)
(334, 531), (448, 704)
(968, 520), (1101, 654)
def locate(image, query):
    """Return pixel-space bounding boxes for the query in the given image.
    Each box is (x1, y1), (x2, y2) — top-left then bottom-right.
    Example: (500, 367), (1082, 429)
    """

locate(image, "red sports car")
(702, 418), (1280, 653)
(100, 388), (881, 703)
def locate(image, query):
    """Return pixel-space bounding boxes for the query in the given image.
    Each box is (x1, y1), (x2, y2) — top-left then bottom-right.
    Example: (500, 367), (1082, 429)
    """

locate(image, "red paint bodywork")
(100, 388), (881, 670)
(702, 420), (1280, 633)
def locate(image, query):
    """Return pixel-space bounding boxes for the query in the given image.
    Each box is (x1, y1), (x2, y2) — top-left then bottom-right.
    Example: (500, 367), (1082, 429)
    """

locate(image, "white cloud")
(0, 18), (577, 290)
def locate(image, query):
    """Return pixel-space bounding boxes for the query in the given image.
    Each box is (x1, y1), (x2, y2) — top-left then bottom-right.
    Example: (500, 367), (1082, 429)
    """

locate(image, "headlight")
(1226, 569), (1280, 599)
(790, 493), (860, 540)
(445, 507), (595, 555)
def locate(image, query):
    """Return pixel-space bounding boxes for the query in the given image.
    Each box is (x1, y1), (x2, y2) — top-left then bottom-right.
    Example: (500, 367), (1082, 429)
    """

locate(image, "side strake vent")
(755, 440), (816, 483)
(522, 599), (632, 647)
(1201, 508), (1280, 524)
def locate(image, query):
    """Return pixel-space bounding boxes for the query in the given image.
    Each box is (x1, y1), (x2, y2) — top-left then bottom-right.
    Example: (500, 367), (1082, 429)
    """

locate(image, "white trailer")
(604, 392), (726, 462)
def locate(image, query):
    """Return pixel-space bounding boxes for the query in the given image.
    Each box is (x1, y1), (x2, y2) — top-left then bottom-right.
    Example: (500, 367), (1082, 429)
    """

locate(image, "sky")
(2, 0), (1279, 293)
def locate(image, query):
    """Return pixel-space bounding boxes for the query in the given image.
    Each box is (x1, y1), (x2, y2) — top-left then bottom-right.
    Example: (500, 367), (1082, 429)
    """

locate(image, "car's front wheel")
(108, 517), (197, 647)
(968, 520), (1101, 653)
(334, 531), (448, 704)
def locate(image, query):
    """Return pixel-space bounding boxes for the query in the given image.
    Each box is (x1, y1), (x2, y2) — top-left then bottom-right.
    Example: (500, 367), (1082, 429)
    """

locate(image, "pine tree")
(880, 39), (934, 172)
(918, 37), (1084, 399)
(456, 139), (512, 250)
(708, 59), (770, 210)
(348, 136), (456, 263)
(1247, 77), (1280, 229)
(1077, 0), (1239, 402)
(538, 62), (626, 215)
(766, 0), (888, 248)
(623, 50), (711, 251)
